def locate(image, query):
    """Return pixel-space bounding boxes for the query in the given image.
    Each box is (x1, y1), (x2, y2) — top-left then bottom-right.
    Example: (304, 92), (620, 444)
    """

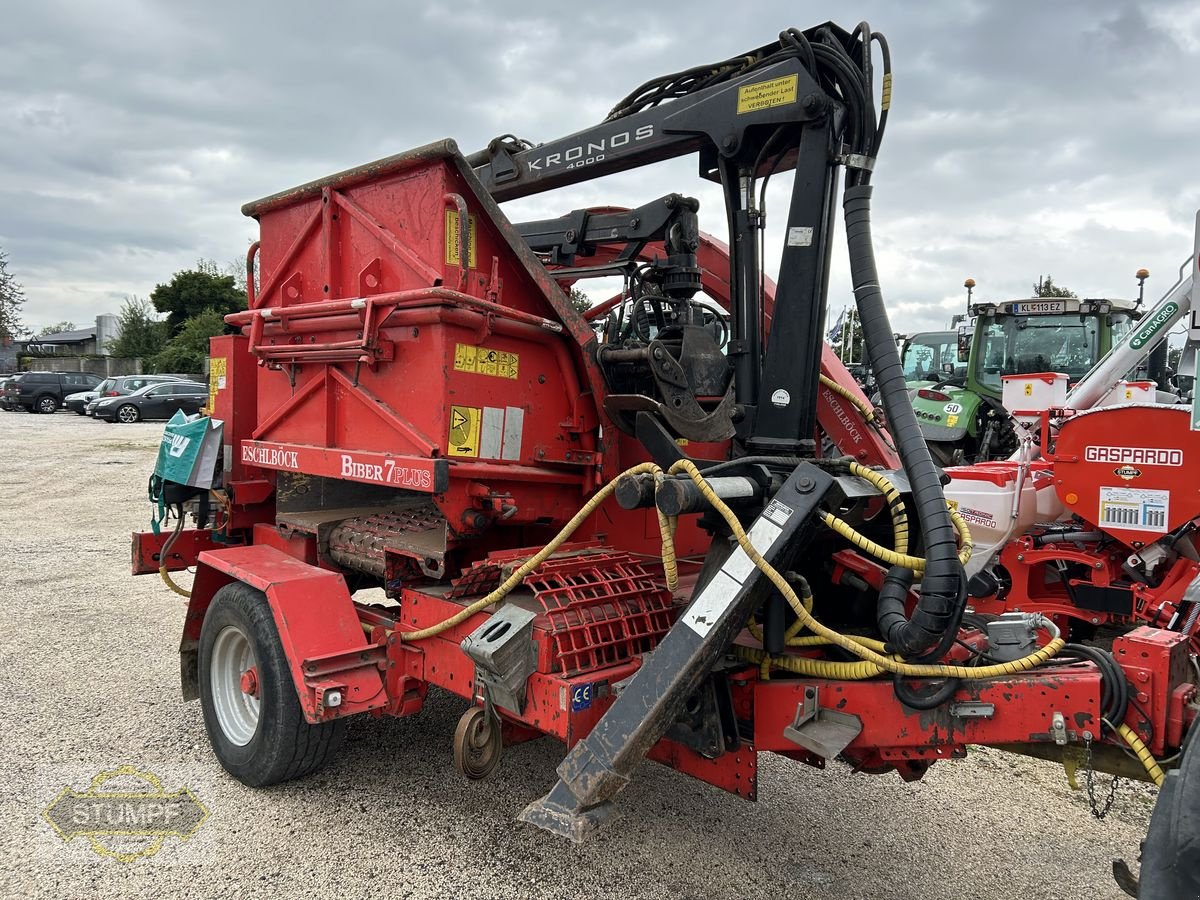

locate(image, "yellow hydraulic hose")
(845, 459), (909, 556)
(665, 458), (1061, 679)
(819, 373), (879, 426)
(1117, 722), (1166, 786)
(397, 454), (1054, 678)
(398, 462), (676, 641)
(821, 503), (972, 573)
(818, 374), (895, 451)
(159, 517), (192, 599)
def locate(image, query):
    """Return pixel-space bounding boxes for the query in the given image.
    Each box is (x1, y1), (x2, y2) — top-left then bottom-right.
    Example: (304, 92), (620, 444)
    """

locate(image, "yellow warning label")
(448, 405), (481, 457)
(1024, 383), (1033, 396)
(453, 343), (519, 380)
(207, 357), (227, 412)
(946, 414), (959, 427)
(736, 75), (799, 115)
(445, 210), (477, 268)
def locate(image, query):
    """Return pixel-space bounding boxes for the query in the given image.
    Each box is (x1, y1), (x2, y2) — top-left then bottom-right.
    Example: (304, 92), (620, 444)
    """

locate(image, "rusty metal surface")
(241, 139), (461, 218)
(327, 506), (447, 579)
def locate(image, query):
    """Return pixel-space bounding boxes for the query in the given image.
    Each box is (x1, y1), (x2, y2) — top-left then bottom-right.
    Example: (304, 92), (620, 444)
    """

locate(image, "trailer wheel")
(198, 582), (345, 786)
(453, 706), (502, 779)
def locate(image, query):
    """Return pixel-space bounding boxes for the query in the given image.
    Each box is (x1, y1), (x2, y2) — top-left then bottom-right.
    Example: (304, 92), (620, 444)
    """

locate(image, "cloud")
(0, 0), (1196, 337)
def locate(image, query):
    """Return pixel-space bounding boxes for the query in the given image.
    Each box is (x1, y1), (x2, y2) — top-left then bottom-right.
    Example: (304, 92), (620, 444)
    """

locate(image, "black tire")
(35, 394), (57, 414)
(198, 582), (345, 786)
(1139, 724), (1200, 898)
(115, 404), (140, 423)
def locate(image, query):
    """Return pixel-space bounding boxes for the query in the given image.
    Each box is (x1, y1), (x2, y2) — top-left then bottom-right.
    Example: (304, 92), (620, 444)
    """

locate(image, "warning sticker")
(453, 343), (519, 379)
(208, 357), (227, 411)
(448, 405), (482, 457)
(736, 74), (799, 115)
(682, 515), (784, 637)
(444, 210), (477, 268)
(1098, 485), (1169, 533)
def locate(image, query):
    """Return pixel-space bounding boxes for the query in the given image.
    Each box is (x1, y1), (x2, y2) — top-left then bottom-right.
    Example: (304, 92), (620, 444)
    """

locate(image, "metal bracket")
(781, 686), (863, 759)
(948, 701), (995, 719)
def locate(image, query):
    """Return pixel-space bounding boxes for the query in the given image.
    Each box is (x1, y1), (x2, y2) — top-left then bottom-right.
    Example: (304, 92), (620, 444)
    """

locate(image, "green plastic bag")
(154, 410), (224, 489)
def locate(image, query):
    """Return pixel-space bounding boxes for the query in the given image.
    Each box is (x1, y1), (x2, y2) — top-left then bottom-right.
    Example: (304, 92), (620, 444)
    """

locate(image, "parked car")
(66, 384), (106, 414)
(0, 374), (26, 411)
(93, 381), (208, 423)
(84, 374), (192, 417)
(4, 371), (103, 413)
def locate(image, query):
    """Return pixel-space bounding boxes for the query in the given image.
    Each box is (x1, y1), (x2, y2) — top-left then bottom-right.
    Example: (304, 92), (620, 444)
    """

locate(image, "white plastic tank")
(943, 461), (1060, 577)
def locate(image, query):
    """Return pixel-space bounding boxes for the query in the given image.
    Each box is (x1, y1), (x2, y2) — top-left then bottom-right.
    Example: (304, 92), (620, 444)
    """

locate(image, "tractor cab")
(900, 330), (962, 387)
(911, 296), (1139, 465)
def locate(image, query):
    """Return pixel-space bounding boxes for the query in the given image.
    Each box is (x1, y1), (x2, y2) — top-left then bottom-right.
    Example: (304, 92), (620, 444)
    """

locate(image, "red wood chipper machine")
(133, 21), (1200, 896)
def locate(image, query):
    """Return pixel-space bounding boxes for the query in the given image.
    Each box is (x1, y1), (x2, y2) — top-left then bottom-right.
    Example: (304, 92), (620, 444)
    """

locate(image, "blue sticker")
(571, 684), (593, 711)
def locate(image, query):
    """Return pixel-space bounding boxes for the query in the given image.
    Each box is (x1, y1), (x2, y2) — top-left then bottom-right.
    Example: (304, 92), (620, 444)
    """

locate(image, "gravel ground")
(0, 412), (1158, 899)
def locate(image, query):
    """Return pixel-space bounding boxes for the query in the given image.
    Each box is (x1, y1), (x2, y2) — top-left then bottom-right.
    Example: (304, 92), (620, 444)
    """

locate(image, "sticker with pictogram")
(447, 405), (481, 457)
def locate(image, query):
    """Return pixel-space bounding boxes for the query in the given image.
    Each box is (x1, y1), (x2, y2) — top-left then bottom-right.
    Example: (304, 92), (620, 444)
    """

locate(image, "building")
(18, 313), (122, 357)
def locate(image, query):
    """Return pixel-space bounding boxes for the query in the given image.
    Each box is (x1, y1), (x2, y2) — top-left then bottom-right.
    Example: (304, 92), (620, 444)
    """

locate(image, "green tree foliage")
(108, 297), (168, 360)
(1033, 275), (1078, 298)
(568, 286), (592, 314)
(34, 321), (76, 338)
(149, 308), (227, 374)
(0, 248), (26, 340)
(151, 259), (245, 337)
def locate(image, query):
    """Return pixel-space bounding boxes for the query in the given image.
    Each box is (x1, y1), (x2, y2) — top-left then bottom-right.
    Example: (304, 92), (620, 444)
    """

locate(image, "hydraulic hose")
(892, 675), (961, 710)
(843, 184), (965, 659)
(160, 514), (192, 599)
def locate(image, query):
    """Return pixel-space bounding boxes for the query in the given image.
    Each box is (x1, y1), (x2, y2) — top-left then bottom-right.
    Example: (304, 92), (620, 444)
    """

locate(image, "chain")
(1083, 732), (1120, 820)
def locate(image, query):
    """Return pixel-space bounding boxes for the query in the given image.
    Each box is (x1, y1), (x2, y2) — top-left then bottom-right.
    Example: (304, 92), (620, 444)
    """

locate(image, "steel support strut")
(520, 463), (834, 841)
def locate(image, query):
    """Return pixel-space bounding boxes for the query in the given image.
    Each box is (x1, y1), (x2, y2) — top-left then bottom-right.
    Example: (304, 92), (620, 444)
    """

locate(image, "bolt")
(653, 347), (665, 360)
(1091, 617), (1100, 625)
(538, 374), (546, 384)
(797, 476), (814, 492)
(802, 92), (823, 112)
(722, 135), (737, 150)
(1094, 561), (1103, 569)
(564, 229), (577, 242)
(1017, 554), (1024, 562)
(1082, 730), (1094, 741)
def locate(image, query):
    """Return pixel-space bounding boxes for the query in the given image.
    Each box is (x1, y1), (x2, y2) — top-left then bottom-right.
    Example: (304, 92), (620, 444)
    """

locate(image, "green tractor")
(907, 294), (1142, 466)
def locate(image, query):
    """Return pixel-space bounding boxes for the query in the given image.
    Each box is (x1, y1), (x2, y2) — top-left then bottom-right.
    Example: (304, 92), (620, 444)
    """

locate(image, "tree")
(568, 286), (592, 314)
(151, 259), (245, 336)
(149, 308), (227, 374)
(108, 296), (168, 360)
(34, 321), (76, 338)
(1033, 276), (1078, 298)
(0, 249), (26, 341)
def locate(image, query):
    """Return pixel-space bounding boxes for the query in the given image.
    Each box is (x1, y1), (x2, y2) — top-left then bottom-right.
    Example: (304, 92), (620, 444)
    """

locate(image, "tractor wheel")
(115, 404), (141, 424)
(453, 705), (502, 779)
(1137, 724), (1200, 897)
(35, 395), (57, 414)
(198, 582), (345, 786)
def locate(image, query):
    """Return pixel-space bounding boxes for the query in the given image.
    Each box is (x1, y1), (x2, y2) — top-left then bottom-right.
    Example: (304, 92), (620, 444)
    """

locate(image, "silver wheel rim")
(210, 625), (260, 746)
(117, 405), (138, 423)
(39, 398), (55, 413)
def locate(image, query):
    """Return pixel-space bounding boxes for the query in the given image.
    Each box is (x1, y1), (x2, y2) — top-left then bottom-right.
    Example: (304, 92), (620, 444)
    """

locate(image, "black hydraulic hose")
(843, 184), (966, 659)
(892, 675), (961, 710)
(1063, 643), (1128, 724)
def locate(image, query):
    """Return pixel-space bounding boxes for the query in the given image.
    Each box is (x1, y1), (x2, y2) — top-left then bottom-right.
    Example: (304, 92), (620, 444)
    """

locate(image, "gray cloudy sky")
(3, 0), (1199, 334)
